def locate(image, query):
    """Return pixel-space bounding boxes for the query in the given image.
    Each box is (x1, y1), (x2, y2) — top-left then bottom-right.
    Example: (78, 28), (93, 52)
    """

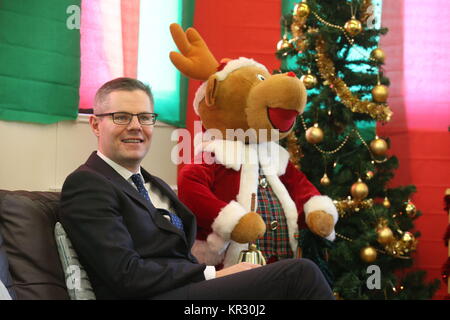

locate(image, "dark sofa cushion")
(0, 190), (69, 300)
(0, 231), (16, 299)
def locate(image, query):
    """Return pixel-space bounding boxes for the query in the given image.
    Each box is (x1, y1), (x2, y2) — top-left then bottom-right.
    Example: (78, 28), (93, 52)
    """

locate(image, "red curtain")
(380, 0), (450, 299)
(186, 0), (282, 150)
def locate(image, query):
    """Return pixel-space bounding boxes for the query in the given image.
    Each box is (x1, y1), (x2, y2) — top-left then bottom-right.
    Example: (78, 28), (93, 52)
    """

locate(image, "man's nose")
(127, 115), (142, 129)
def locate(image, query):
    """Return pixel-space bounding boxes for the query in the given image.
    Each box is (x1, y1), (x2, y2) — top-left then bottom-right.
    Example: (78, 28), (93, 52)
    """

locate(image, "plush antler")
(169, 23), (219, 81)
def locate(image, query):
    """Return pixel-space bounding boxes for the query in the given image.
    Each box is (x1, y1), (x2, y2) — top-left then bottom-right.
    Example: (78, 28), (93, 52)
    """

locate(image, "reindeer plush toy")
(170, 23), (338, 268)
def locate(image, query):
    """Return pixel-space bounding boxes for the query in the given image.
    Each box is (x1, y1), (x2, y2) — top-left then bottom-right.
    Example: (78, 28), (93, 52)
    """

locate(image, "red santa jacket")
(178, 140), (338, 267)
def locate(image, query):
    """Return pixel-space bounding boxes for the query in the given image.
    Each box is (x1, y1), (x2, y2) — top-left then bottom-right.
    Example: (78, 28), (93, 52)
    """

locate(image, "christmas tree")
(276, 0), (440, 299)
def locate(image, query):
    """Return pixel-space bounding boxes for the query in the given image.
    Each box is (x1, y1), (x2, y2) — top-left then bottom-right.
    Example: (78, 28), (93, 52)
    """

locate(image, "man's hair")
(94, 77), (154, 113)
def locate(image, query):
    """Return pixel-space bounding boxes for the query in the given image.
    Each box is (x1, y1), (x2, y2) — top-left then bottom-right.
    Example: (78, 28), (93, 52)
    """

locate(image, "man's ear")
(205, 74), (219, 106)
(89, 115), (100, 137)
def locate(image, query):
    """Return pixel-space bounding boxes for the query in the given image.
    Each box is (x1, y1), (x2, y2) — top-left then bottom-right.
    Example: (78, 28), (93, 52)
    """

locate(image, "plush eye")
(256, 74), (266, 81)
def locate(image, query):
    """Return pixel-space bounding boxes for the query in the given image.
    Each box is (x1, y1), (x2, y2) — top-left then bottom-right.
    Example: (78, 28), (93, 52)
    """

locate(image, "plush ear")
(205, 74), (219, 106)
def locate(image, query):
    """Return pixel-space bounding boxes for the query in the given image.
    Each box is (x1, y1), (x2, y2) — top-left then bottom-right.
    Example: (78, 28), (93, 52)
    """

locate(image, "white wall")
(0, 115), (178, 191)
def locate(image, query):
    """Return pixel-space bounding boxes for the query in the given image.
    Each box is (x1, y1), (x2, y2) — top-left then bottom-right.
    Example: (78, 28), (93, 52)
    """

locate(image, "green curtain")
(177, 0), (195, 128)
(282, 0), (298, 16)
(155, 0), (195, 128)
(0, 0), (80, 124)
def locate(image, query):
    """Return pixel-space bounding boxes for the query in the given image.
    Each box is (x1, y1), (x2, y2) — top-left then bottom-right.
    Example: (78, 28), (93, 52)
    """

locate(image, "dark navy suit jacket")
(59, 152), (205, 299)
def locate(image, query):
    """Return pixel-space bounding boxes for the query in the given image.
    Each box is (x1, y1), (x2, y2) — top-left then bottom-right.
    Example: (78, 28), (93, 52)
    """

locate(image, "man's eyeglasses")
(94, 112), (158, 125)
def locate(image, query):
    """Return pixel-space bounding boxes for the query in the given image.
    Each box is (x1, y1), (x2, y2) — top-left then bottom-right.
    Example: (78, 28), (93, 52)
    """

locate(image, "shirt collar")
(96, 151), (143, 182)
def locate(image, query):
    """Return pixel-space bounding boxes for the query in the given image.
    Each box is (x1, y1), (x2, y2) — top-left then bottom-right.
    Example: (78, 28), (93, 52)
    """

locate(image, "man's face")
(90, 90), (154, 172)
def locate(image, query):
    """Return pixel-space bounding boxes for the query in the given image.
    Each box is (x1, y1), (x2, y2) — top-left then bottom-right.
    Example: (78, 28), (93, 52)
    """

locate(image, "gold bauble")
(372, 84), (389, 103)
(294, 2), (310, 18)
(350, 178), (369, 201)
(385, 240), (400, 256)
(401, 232), (415, 243)
(370, 48), (386, 64)
(383, 197), (391, 208)
(366, 170), (374, 180)
(404, 200), (417, 217)
(301, 74), (318, 89)
(277, 37), (291, 51)
(344, 18), (363, 37)
(370, 136), (388, 156)
(305, 124), (324, 144)
(320, 173), (331, 186)
(401, 232), (417, 252)
(377, 226), (395, 245)
(360, 246), (377, 263)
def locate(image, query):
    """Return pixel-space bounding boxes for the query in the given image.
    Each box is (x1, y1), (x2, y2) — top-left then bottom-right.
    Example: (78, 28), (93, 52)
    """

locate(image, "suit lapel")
(85, 152), (157, 214)
(85, 153), (168, 230)
(142, 168), (196, 244)
(85, 152), (192, 244)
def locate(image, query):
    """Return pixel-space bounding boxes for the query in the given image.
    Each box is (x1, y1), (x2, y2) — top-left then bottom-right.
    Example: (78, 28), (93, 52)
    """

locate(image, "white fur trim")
(202, 139), (246, 171)
(215, 57), (268, 81)
(196, 140), (290, 176)
(258, 142), (290, 177)
(192, 239), (226, 265)
(325, 230), (336, 242)
(206, 232), (230, 254)
(235, 145), (259, 211)
(303, 195), (339, 223)
(211, 200), (247, 240)
(193, 81), (208, 116)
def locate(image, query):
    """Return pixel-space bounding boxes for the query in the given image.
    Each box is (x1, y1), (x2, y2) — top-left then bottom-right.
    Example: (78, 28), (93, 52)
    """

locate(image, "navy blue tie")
(130, 173), (184, 231)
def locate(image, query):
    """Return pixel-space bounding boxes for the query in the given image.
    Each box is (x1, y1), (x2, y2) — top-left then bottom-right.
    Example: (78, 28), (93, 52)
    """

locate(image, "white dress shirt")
(96, 151), (216, 280)
(0, 279), (12, 300)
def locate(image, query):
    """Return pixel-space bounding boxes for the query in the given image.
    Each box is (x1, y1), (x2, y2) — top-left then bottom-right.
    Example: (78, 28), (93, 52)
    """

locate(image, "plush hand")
(230, 212), (266, 244)
(306, 210), (334, 238)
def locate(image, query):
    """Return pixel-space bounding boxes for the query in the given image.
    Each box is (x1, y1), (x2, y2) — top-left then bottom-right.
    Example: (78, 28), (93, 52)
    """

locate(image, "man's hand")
(215, 262), (262, 278)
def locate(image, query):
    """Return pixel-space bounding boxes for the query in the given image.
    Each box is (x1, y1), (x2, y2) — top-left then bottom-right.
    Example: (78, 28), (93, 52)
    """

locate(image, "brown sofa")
(0, 190), (69, 300)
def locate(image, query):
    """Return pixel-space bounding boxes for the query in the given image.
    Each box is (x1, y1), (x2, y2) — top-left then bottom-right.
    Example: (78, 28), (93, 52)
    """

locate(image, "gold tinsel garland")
(287, 0), (394, 123)
(315, 37), (393, 123)
(290, 4), (310, 52)
(286, 131), (303, 170)
(291, 0), (372, 51)
(334, 197), (374, 217)
(336, 232), (415, 260)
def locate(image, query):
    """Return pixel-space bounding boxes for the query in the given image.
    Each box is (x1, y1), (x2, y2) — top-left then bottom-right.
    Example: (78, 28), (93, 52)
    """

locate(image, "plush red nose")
(286, 71), (296, 78)
(267, 107), (299, 132)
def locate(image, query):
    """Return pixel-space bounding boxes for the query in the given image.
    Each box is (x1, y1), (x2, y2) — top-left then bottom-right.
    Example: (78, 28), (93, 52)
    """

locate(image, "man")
(59, 77), (334, 300)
